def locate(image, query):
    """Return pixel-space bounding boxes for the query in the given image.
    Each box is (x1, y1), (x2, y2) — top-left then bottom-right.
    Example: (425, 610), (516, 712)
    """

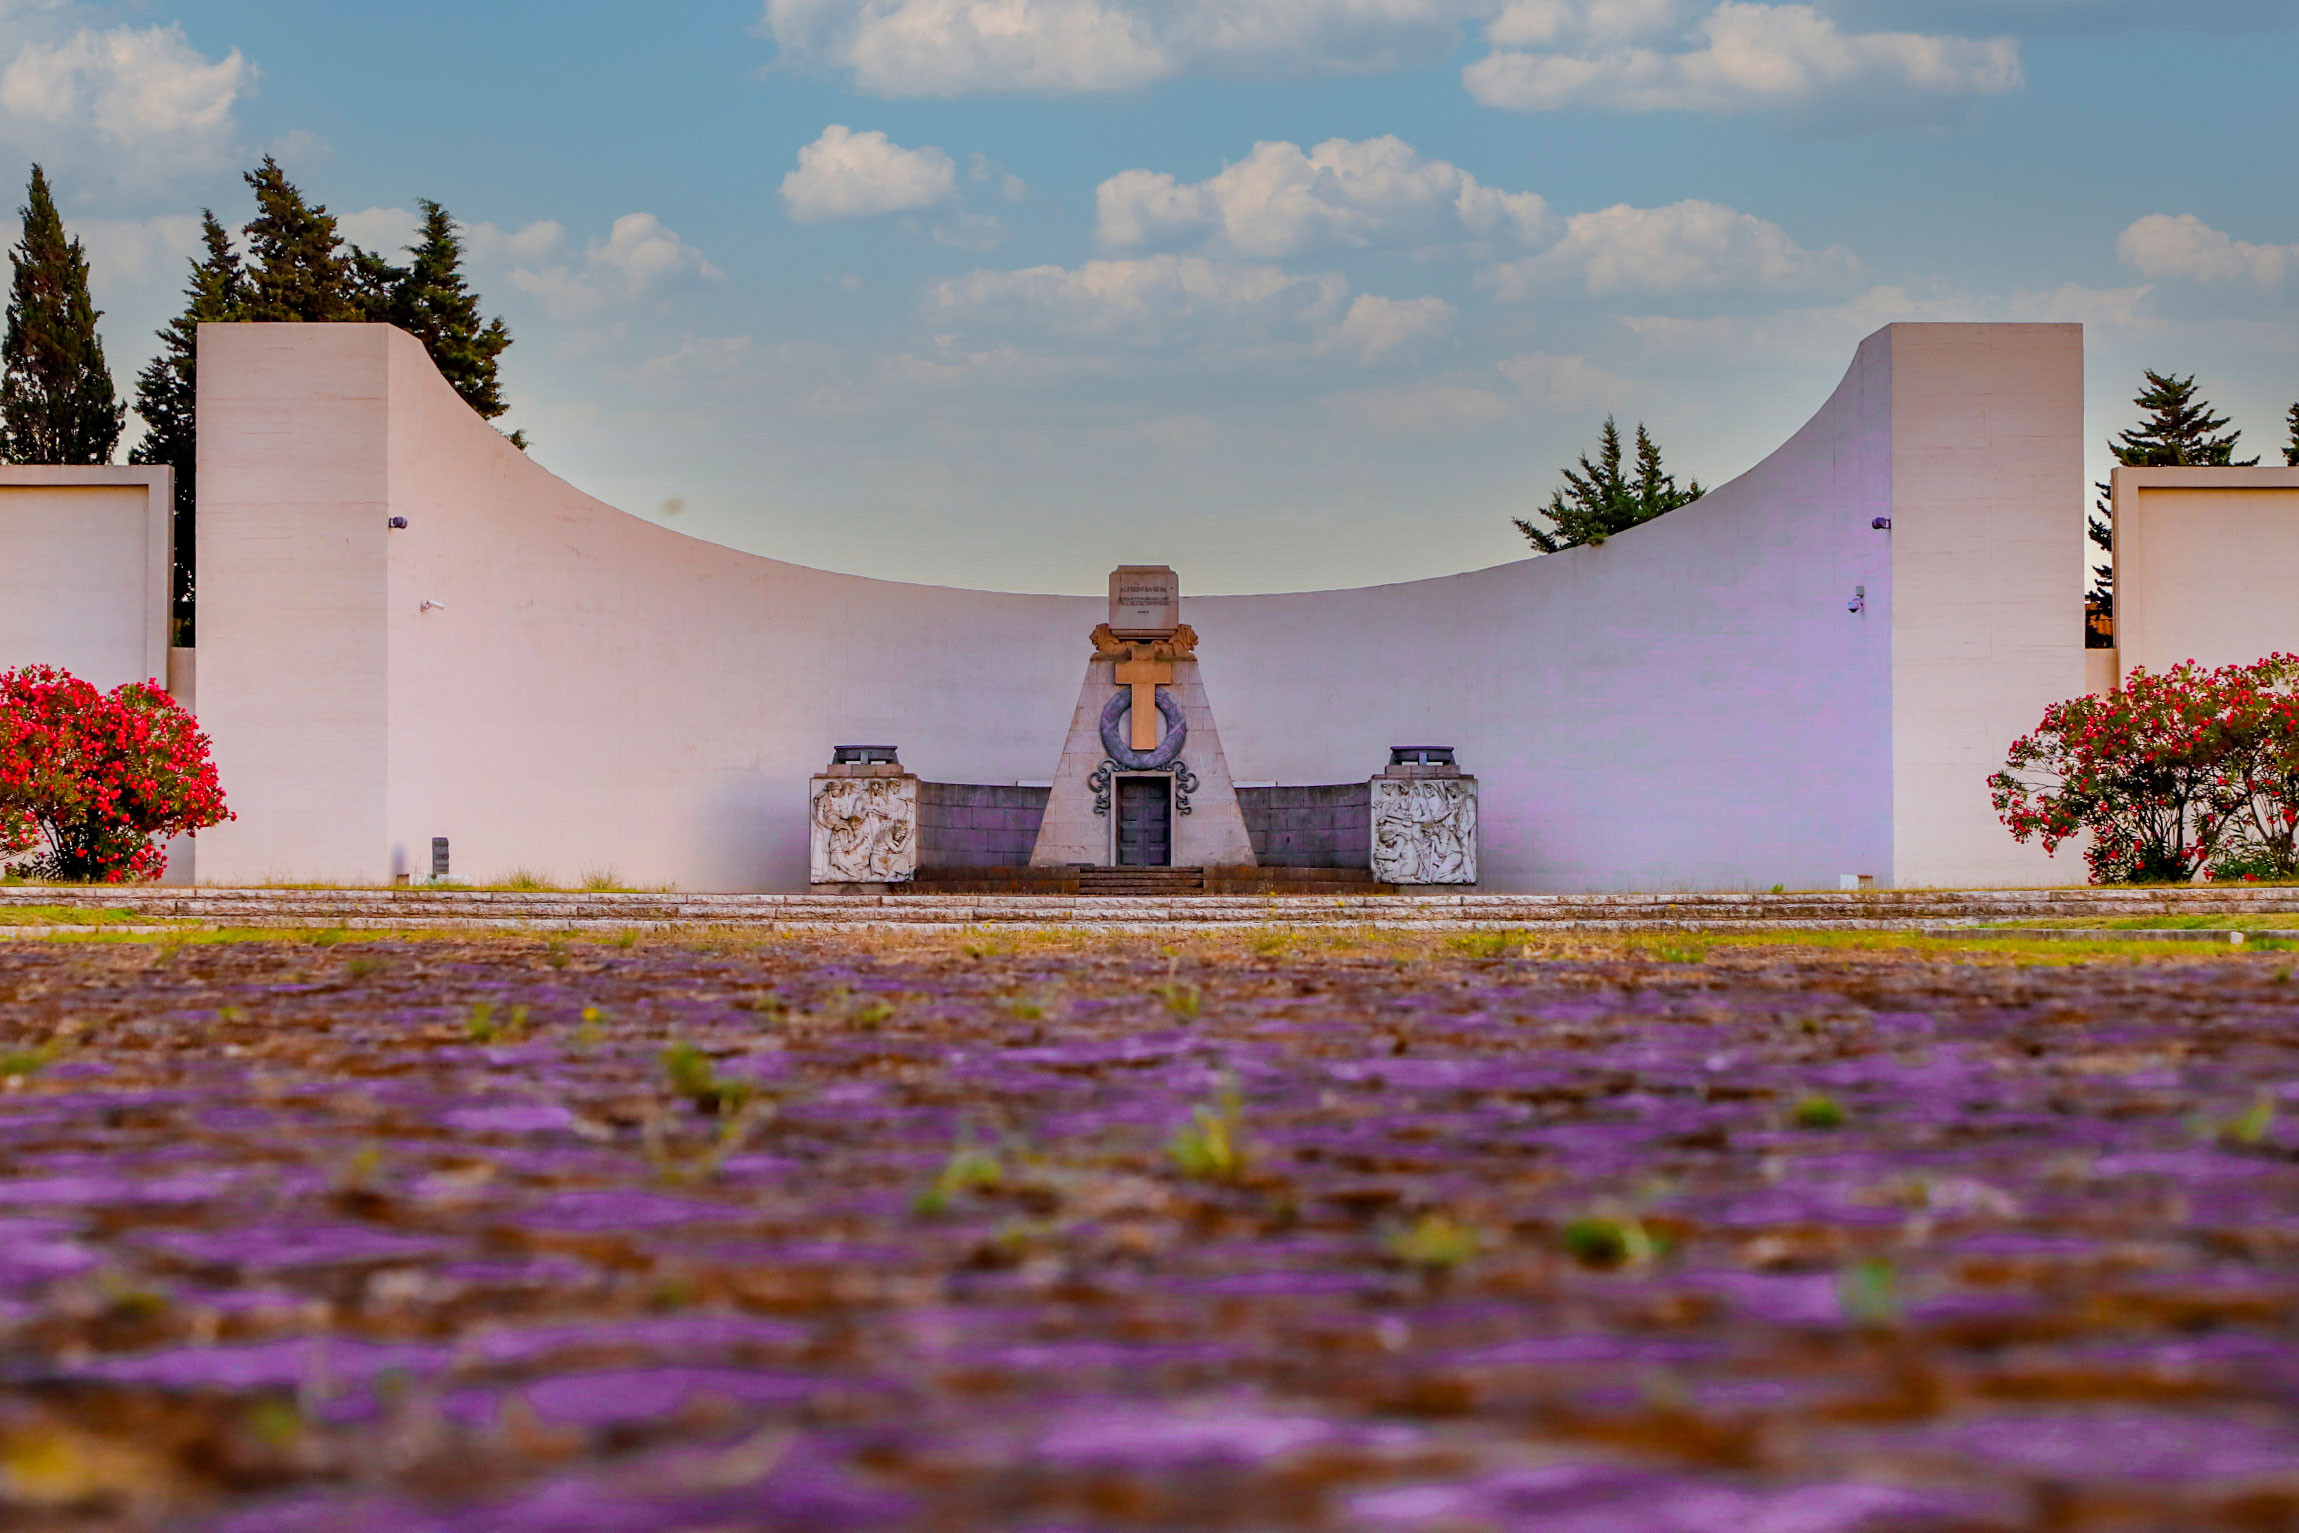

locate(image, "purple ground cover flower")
(0, 933), (2296, 1529)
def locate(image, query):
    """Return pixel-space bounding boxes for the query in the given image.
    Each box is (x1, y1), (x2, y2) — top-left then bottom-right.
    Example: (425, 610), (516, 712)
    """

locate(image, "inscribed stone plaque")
(1108, 565), (1180, 638)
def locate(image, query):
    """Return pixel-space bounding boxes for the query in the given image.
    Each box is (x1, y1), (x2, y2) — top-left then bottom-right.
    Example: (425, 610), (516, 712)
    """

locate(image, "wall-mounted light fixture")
(1871, 517), (1891, 530)
(1847, 585), (1866, 615)
(387, 516), (409, 530)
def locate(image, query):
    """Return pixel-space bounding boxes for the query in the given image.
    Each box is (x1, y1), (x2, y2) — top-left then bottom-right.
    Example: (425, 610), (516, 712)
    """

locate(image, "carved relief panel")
(1370, 778), (1478, 885)
(810, 775), (918, 884)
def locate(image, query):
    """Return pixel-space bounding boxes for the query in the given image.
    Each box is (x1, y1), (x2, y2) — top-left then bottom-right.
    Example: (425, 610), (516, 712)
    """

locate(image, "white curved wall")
(191, 320), (2081, 892)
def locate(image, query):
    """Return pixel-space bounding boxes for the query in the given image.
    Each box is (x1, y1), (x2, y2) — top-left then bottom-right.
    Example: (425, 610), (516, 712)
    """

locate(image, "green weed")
(1790, 1093), (1848, 1130)
(1154, 981), (1202, 1020)
(1168, 1078), (1246, 1180)
(1562, 1215), (1655, 1269)
(1387, 1211), (1482, 1272)
(661, 1041), (753, 1114)
(1838, 1258), (1902, 1328)
(913, 1142), (1004, 1217)
(465, 1001), (529, 1043)
(0, 1045), (52, 1078)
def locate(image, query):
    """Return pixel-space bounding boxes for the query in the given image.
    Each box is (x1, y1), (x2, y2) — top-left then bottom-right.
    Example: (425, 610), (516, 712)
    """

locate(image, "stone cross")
(1112, 647), (1173, 751)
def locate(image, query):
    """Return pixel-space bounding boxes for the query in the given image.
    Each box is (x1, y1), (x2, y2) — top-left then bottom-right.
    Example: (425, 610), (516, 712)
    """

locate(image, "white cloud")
(782, 124), (958, 221)
(760, 0), (1472, 96)
(1096, 136), (1553, 257)
(1481, 198), (1856, 297)
(468, 220), (569, 264)
(1332, 292), (1455, 360)
(1620, 280), (2153, 364)
(2117, 213), (2294, 288)
(927, 251), (1453, 363)
(77, 213), (203, 290)
(1465, 2), (2021, 116)
(493, 214), (724, 320)
(928, 254), (1348, 348)
(1497, 349), (1636, 409)
(0, 23), (252, 172)
(337, 205), (417, 255)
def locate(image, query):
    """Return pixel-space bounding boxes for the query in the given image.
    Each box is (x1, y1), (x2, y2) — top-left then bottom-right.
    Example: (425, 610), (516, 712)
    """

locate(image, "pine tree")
(2285, 401), (2298, 468)
(1, 165), (123, 465)
(130, 211), (245, 643)
(2088, 370), (2257, 640)
(386, 200), (513, 421)
(239, 156), (363, 322)
(1514, 417), (1704, 553)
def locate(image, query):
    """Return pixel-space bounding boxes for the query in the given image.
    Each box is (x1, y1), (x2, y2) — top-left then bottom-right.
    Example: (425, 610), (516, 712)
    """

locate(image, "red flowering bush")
(1990, 661), (2243, 883)
(1991, 654), (2299, 884)
(0, 664), (231, 883)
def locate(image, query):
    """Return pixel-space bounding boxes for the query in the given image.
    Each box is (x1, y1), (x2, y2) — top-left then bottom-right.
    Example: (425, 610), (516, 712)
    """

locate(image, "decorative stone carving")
(810, 774), (917, 884)
(1370, 777), (1478, 885)
(1098, 686), (1187, 769)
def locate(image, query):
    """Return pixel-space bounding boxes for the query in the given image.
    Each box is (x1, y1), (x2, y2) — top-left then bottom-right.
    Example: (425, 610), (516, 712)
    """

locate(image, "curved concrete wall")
(191, 320), (2081, 891)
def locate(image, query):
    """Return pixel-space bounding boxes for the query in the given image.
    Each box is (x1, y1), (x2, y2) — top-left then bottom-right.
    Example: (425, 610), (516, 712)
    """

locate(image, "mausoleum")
(5, 319), (2297, 893)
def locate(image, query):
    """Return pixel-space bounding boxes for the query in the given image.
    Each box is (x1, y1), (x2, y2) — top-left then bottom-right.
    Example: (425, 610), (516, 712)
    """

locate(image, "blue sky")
(21, 0), (2299, 591)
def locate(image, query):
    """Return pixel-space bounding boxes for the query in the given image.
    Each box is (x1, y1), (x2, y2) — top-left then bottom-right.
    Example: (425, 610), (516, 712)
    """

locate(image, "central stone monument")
(1029, 566), (1257, 869)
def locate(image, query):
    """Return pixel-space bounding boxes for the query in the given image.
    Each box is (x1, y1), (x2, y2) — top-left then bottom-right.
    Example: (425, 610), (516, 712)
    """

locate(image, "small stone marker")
(1108, 565), (1179, 640)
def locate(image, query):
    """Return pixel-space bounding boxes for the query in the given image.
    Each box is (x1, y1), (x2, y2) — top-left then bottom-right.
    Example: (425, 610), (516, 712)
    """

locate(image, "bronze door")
(1115, 777), (1171, 866)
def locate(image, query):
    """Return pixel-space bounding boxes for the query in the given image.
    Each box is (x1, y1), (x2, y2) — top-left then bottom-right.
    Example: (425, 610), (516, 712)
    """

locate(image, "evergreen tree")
(2088, 370), (2256, 639)
(239, 156), (363, 322)
(386, 200), (513, 421)
(130, 212), (245, 643)
(1514, 416), (1704, 553)
(2285, 400), (2298, 468)
(1, 165), (123, 465)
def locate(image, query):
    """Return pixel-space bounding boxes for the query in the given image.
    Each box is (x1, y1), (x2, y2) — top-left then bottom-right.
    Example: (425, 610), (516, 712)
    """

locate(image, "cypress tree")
(387, 200), (513, 422)
(1, 165), (123, 465)
(2088, 370), (2256, 641)
(1515, 417), (1704, 553)
(130, 212), (246, 643)
(2285, 401), (2297, 468)
(239, 156), (362, 322)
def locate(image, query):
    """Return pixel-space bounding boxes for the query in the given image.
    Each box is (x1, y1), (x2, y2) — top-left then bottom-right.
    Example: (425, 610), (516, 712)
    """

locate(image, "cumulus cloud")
(1496, 349), (1636, 409)
(782, 124), (958, 221)
(1332, 293), (1455, 360)
(927, 254), (1347, 348)
(2117, 213), (2294, 287)
(0, 21), (253, 174)
(760, 0), (1472, 96)
(926, 251), (1449, 362)
(481, 214), (724, 320)
(1480, 197), (1857, 297)
(1096, 136), (1553, 257)
(1465, 1), (2022, 117)
(1620, 280), (2153, 364)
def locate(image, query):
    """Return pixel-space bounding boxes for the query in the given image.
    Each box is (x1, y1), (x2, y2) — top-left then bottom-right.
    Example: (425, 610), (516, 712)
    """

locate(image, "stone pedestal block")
(810, 761), (917, 886)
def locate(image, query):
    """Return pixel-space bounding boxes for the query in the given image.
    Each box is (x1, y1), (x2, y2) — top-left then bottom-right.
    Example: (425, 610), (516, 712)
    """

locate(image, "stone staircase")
(911, 866), (1391, 896)
(5, 883), (2299, 934)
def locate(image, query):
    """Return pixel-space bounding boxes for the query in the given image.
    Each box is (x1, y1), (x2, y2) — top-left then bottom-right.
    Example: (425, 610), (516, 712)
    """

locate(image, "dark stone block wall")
(918, 782), (1050, 869)
(1237, 783), (1370, 869)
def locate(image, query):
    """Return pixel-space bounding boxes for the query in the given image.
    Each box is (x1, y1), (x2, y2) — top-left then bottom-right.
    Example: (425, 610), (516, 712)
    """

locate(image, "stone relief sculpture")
(1370, 778), (1478, 885)
(810, 776), (917, 883)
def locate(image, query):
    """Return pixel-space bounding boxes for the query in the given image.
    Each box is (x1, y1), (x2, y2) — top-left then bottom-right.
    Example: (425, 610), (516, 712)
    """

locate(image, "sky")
(16, 0), (2299, 593)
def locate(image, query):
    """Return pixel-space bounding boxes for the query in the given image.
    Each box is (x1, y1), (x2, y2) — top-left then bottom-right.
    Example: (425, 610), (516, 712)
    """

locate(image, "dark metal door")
(1115, 777), (1171, 866)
